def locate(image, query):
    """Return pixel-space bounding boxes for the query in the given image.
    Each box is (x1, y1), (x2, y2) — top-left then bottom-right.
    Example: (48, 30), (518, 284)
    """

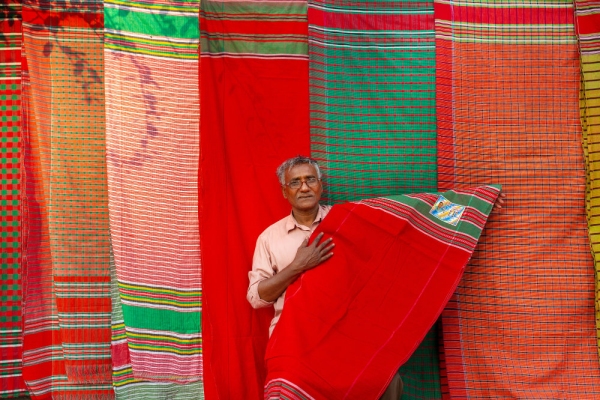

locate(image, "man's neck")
(292, 206), (320, 227)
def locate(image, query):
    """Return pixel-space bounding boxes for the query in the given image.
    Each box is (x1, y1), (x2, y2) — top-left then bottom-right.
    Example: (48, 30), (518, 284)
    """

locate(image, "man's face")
(282, 163), (323, 212)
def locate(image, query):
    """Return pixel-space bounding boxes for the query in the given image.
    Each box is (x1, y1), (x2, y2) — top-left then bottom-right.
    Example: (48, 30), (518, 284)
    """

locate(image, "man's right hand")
(291, 232), (335, 272)
(257, 233), (335, 303)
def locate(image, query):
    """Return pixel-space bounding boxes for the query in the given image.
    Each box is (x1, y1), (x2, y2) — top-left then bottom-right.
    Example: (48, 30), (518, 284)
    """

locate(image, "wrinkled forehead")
(285, 163), (318, 181)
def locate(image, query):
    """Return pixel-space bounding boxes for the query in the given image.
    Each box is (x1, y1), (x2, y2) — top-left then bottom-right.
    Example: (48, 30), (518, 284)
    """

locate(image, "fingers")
(311, 232), (325, 247)
(306, 233), (335, 268)
(306, 233), (335, 265)
(320, 242), (335, 255)
(311, 232), (334, 250)
(298, 237), (309, 248)
(311, 232), (329, 246)
(311, 247), (334, 268)
(317, 237), (333, 252)
(320, 252), (334, 262)
(317, 240), (335, 266)
(492, 192), (506, 212)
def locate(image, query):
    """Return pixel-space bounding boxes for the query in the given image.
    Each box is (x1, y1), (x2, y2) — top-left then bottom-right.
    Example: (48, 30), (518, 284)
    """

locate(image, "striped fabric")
(308, 0), (443, 397)
(265, 186), (501, 399)
(436, 0), (600, 397)
(200, 0), (308, 60)
(200, 1), (309, 397)
(575, 0), (600, 354)
(0, 2), (26, 398)
(21, 0), (113, 398)
(309, 0), (437, 204)
(104, 0), (202, 389)
(110, 244), (203, 399)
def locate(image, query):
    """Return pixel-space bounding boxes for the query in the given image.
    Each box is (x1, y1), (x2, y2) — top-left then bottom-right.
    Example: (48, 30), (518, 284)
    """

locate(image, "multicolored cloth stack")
(0, 1), (26, 398)
(436, 0), (600, 397)
(103, 0), (202, 394)
(265, 186), (501, 399)
(199, 0), (310, 398)
(308, 0), (443, 396)
(20, 0), (113, 398)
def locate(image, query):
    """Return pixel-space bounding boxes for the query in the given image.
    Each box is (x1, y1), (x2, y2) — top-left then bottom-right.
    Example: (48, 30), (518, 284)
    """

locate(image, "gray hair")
(276, 155), (322, 185)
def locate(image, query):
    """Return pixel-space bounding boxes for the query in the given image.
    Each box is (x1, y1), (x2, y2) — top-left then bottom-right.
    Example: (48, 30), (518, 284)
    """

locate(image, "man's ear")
(282, 186), (288, 199)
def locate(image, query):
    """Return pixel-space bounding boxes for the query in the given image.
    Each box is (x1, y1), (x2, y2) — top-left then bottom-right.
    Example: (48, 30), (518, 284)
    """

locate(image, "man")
(247, 155), (404, 399)
(247, 156), (334, 336)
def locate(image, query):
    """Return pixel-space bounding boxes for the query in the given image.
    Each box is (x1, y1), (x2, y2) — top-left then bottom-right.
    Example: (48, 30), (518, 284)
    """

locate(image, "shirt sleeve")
(247, 234), (276, 309)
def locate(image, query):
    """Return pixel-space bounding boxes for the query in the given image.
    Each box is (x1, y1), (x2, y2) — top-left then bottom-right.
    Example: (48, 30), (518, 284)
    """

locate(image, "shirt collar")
(285, 205), (326, 233)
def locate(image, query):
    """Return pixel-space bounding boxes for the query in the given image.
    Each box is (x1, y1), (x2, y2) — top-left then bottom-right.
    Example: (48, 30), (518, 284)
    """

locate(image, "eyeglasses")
(284, 177), (320, 190)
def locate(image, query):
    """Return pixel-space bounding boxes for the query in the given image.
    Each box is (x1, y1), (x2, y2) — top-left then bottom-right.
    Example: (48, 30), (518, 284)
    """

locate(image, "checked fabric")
(0, 1), (26, 398)
(436, 0), (600, 397)
(575, 0), (600, 360)
(21, 0), (113, 398)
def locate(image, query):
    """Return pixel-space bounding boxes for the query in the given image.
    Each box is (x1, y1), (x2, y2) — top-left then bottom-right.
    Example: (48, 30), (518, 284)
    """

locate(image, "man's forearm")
(257, 262), (303, 303)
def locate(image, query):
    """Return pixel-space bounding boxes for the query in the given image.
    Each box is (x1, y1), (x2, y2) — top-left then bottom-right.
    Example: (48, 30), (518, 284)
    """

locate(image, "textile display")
(104, 0), (202, 387)
(0, 2), (26, 398)
(265, 186), (501, 399)
(308, 0), (443, 396)
(435, 0), (600, 397)
(199, 1), (309, 398)
(21, 1), (113, 398)
(575, 0), (600, 353)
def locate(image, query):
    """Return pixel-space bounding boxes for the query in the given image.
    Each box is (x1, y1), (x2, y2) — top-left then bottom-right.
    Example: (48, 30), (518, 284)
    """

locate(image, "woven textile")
(200, 1), (309, 398)
(104, 0), (201, 387)
(436, 1), (600, 397)
(575, 0), (600, 353)
(21, 1), (113, 398)
(0, 2), (26, 398)
(309, 0), (437, 204)
(308, 1), (443, 396)
(265, 186), (500, 399)
(109, 244), (203, 399)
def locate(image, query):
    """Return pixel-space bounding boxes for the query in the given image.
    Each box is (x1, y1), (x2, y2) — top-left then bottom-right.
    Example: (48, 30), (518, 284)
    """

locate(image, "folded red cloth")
(265, 186), (500, 399)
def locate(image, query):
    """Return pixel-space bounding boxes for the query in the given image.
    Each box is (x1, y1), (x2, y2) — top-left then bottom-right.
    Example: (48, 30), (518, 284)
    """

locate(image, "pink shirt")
(247, 205), (332, 336)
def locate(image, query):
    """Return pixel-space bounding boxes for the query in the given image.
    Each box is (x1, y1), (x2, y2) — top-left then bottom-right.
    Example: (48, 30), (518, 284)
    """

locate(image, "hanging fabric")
(0, 1), (27, 397)
(21, 0), (113, 398)
(307, 0), (443, 396)
(199, 0), (310, 397)
(575, 0), (600, 361)
(103, 0), (202, 392)
(436, 0), (600, 396)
